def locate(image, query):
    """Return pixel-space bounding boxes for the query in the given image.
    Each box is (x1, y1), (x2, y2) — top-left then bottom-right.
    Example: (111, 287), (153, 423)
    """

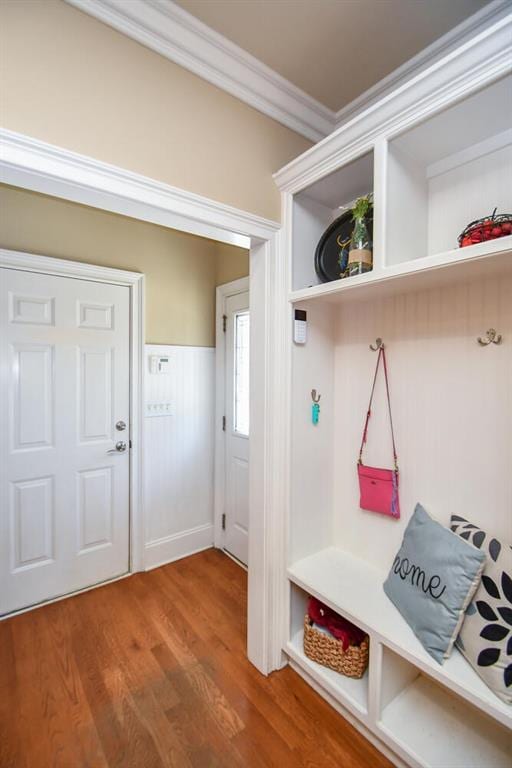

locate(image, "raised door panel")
(12, 343), (54, 451)
(11, 476), (54, 570)
(9, 293), (55, 325)
(78, 302), (114, 330)
(78, 348), (113, 443)
(231, 456), (249, 534)
(77, 467), (113, 553)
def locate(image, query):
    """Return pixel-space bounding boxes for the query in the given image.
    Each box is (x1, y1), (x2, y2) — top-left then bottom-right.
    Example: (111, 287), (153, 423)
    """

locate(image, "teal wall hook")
(311, 389), (321, 425)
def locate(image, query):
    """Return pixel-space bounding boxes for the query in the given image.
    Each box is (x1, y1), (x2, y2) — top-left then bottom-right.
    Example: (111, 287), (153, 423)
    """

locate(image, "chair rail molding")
(64, 0), (509, 144)
(0, 128), (284, 677)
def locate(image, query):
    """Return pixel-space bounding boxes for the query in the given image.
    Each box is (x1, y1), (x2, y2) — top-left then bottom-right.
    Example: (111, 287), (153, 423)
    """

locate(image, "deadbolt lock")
(116, 420), (127, 431)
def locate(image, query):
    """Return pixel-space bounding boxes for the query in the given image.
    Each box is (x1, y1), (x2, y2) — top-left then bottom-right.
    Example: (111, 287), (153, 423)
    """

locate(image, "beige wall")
(0, 184), (248, 346)
(215, 242), (250, 286)
(0, 0), (311, 221)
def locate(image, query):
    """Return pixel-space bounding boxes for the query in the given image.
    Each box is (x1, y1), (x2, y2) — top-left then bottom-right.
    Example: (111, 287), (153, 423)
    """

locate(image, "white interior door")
(0, 267), (130, 615)
(224, 291), (250, 565)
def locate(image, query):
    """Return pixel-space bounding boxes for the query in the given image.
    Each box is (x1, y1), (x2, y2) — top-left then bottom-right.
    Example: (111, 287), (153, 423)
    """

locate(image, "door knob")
(107, 441), (127, 454)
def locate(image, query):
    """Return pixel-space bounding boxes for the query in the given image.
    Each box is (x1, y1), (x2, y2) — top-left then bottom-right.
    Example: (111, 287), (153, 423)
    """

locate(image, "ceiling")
(176, 0), (490, 111)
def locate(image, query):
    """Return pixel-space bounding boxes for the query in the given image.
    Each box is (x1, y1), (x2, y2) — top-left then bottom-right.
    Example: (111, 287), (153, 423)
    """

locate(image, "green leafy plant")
(351, 193), (373, 222)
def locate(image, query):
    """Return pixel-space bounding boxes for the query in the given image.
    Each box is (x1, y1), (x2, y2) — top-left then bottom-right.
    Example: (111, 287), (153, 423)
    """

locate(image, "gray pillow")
(450, 515), (512, 704)
(383, 503), (486, 663)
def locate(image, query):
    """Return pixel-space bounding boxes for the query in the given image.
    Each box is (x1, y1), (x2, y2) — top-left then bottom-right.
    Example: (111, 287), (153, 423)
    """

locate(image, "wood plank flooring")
(0, 548), (393, 768)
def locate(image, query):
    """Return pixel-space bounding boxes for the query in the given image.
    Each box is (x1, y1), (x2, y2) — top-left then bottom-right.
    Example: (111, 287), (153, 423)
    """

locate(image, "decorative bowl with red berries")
(458, 209), (512, 248)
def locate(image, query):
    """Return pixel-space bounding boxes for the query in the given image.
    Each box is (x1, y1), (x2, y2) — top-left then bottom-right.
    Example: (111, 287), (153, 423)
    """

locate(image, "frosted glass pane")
(234, 312), (250, 436)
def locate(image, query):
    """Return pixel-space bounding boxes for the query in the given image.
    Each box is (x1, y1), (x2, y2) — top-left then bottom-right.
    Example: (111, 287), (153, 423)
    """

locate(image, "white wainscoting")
(143, 344), (215, 570)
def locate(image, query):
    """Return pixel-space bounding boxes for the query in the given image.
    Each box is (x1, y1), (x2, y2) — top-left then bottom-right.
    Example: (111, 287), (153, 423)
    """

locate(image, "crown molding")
(274, 10), (512, 193)
(333, 0), (512, 129)
(64, 0), (335, 142)
(63, 0), (509, 146)
(0, 128), (280, 246)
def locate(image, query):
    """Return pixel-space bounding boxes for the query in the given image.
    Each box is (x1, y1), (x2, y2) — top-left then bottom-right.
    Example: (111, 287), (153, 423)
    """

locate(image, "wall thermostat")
(293, 309), (307, 344)
(149, 355), (171, 374)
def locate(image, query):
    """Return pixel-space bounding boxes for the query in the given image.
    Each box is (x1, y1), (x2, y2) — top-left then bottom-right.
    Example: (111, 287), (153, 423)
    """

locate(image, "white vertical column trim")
(268, 200), (293, 671)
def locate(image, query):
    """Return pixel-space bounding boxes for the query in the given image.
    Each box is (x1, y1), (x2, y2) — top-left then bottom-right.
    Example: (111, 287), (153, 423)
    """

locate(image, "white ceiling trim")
(64, 0), (335, 142)
(274, 11), (512, 193)
(64, 0), (509, 144)
(333, 0), (511, 129)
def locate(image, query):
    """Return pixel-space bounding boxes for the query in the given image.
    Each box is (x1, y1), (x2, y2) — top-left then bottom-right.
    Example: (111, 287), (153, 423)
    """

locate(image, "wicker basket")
(303, 614), (369, 678)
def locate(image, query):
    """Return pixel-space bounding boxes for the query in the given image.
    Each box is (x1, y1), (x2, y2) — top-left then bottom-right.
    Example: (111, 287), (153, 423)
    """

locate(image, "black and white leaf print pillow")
(451, 515), (511, 704)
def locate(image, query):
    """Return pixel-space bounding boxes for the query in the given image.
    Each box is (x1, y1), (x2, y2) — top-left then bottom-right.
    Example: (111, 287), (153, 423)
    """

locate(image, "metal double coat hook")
(369, 338), (384, 351)
(477, 328), (503, 346)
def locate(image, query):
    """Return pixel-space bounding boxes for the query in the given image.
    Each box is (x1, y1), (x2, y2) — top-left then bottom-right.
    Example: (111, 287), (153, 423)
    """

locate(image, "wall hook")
(477, 328), (503, 346)
(311, 390), (321, 425)
(369, 337), (384, 351)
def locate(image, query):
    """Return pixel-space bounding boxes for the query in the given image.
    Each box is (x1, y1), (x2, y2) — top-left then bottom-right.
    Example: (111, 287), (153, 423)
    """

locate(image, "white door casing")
(0, 266), (132, 615)
(0, 131), (281, 675)
(224, 290), (250, 565)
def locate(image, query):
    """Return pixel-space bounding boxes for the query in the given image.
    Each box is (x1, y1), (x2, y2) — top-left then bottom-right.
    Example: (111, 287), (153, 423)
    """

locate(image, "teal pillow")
(383, 503), (486, 663)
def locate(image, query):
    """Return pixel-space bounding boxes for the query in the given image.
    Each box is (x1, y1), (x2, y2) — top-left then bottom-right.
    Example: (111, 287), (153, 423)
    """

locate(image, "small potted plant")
(347, 194), (373, 277)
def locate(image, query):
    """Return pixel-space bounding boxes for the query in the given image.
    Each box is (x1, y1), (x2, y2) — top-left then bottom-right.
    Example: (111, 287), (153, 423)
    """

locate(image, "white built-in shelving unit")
(274, 9), (512, 768)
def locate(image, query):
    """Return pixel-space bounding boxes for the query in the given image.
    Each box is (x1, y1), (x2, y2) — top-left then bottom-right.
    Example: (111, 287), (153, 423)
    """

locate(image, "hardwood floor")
(0, 548), (393, 768)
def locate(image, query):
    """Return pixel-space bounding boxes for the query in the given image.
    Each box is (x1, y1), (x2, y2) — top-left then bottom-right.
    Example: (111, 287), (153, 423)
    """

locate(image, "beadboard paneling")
(427, 144), (512, 257)
(144, 345), (215, 564)
(332, 275), (512, 572)
(290, 302), (336, 563)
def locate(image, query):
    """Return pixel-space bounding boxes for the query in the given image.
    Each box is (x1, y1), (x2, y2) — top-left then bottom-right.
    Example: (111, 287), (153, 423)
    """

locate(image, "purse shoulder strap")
(358, 346), (398, 470)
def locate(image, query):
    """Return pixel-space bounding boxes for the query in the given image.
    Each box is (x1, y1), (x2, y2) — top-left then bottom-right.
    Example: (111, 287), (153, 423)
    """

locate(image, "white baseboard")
(144, 523), (214, 570)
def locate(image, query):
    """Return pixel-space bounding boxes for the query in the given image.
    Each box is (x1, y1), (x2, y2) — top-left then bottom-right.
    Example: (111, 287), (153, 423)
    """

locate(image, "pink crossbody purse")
(357, 345), (400, 519)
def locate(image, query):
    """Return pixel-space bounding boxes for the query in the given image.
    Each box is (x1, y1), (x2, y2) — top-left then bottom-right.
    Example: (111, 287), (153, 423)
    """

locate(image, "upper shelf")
(287, 546), (511, 729)
(289, 73), (512, 294)
(290, 237), (512, 305)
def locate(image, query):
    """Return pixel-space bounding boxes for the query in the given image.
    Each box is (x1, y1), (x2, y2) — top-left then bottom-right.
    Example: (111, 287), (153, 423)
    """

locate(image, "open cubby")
(386, 74), (512, 266)
(287, 583), (369, 717)
(292, 151), (374, 291)
(378, 647), (512, 768)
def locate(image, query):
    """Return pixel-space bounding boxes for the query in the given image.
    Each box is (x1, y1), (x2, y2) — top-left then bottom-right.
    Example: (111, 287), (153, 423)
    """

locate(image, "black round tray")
(315, 211), (373, 283)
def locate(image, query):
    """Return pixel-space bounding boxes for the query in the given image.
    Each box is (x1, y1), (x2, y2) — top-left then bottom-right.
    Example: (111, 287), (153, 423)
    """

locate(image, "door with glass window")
(224, 291), (249, 565)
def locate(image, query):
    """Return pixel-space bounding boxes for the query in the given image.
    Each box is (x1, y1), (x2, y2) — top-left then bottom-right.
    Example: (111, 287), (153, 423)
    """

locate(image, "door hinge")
(221, 513), (226, 531)
(222, 415), (226, 431)
(222, 314), (227, 333)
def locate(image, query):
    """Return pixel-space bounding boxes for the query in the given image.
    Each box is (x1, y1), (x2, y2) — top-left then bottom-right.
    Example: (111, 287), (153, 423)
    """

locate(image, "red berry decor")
(459, 209), (512, 248)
